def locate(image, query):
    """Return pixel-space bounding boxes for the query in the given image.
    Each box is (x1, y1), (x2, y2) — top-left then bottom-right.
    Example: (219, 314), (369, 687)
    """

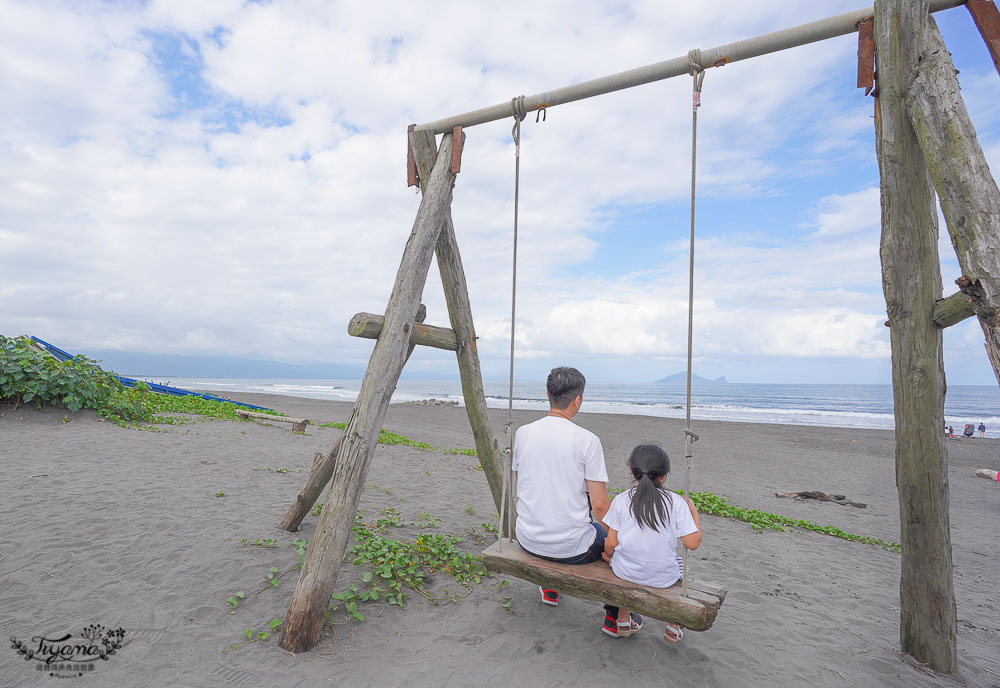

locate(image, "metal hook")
(535, 107), (547, 123)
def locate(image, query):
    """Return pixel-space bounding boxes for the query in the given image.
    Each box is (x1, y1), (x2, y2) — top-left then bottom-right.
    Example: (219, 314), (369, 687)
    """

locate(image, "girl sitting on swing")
(602, 443), (702, 643)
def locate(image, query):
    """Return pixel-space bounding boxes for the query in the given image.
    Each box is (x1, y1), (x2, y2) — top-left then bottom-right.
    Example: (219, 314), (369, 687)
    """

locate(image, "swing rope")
(680, 49), (706, 598)
(497, 62), (706, 594)
(499, 96), (528, 552)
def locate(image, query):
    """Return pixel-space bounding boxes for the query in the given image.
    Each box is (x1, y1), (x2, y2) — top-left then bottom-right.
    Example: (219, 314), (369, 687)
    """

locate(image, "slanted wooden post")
(874, 0), (957, 674)
(411, 130), (507, 520)
(276, 306), (426, 533)
(278, 137), (456, 653)
(904, 15), (1000, 386)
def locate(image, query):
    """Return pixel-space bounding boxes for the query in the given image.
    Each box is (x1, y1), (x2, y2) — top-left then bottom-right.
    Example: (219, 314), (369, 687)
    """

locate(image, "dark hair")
(546, 367), (586, 409)
(627, 444), (673, 531)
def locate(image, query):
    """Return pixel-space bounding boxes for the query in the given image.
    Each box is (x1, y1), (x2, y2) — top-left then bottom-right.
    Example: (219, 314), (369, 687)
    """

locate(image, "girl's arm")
(679, 497), (702, 550)
(603, 527), (619, 560)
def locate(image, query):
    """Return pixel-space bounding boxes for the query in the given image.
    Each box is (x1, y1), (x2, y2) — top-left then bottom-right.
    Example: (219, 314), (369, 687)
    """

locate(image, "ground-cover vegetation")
(0, 334), (267, 428)
(225, 509), (512, 650)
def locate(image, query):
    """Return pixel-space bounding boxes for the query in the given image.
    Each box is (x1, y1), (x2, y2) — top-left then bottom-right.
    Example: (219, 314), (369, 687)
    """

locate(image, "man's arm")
(586, 480), (611, 531)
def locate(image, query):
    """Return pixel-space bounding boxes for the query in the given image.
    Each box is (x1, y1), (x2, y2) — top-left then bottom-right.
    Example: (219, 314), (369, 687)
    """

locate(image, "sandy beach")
(1, 392), (998, 688)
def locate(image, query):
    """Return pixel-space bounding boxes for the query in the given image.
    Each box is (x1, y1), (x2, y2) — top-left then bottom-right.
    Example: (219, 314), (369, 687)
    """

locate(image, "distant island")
(654, 372), (727, 384)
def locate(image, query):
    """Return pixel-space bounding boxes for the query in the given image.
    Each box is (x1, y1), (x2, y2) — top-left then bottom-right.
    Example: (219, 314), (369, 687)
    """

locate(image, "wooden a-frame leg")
(278, 134), (457, 654)
(905, 15), (1000, 386)
(411, 130), (507, 524)
(276, 305), (427, 533)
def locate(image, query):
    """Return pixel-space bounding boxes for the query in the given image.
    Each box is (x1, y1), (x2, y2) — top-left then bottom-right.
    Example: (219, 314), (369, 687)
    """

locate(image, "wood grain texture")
(905, 15), (1000, 385)
(481, 540), (725, 631)
(874, 0), (958, 673)
(411, 129), (507, 522)
(932, 291), (975, 328)
(278, 137), (456, 653)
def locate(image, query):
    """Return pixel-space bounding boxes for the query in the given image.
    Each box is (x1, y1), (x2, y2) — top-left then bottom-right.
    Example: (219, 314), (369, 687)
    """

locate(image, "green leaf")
(258, 631), (268, 639)
(245, 628), (253, 640)
(269, 618), (282, 629)
(352, 611), (365, 621)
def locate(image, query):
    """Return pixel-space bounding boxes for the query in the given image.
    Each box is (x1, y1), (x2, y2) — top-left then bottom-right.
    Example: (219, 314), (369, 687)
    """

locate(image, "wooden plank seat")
(481, 539), (726, 632)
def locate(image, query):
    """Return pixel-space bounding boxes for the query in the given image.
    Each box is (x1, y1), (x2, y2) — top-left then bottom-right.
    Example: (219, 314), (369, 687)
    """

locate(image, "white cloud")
(0, 0), (997, 384)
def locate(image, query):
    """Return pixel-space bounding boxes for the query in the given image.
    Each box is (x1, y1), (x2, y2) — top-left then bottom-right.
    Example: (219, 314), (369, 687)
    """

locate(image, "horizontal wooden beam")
(348, 312), (458, 351)
(236, 410), (308, 433)
(933, 290), (975, 328)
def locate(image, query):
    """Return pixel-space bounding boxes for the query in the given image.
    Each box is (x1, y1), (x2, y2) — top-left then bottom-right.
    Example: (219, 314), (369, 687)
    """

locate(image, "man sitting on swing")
(512, 367), (624, 622)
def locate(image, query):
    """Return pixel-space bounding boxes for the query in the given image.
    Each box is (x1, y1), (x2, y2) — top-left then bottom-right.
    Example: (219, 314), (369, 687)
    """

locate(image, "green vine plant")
(224, 518), (512, 650)
(325, 508), (513, 626)
(1, 335), (280, 430)
(683, 490), (901, 551)
(615, 483), (899, 551)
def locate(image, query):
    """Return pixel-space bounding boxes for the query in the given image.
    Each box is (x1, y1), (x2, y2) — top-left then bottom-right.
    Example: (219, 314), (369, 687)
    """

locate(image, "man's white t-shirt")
(604, 488), (698, 588)
(512, 415), (609, 558)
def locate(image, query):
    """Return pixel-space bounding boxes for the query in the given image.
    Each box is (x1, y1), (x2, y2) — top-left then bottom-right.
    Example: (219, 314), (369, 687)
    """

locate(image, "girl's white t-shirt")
(512, 416), (609, 558)
(604, 487), (698, 588)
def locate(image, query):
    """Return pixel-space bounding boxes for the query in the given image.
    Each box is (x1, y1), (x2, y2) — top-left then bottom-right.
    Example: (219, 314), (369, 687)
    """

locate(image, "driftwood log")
(235, 410), (308, 433)
(411, 129), (507, 524)
(775, 491), (867, 508)
(481, 540), (725, 631)
(975, 468), (999, 482)
(278, 136), (457, 654)
(875, 0), (957, 673)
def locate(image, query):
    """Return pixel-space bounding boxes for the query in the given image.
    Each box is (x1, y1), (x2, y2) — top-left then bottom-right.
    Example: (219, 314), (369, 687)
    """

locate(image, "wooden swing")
(481, 56), (725, 632)
(279, 2), (998, 662)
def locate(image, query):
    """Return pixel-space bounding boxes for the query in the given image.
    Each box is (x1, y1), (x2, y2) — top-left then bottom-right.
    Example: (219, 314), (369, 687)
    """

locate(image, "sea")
(154, 378), (1000, 437)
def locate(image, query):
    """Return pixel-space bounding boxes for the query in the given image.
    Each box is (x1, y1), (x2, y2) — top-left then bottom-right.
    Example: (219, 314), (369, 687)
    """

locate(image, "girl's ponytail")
(626, 444), (673, 531)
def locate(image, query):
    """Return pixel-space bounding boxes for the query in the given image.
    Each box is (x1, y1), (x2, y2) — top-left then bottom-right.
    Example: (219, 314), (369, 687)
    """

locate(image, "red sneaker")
(539, 587), (559, 606)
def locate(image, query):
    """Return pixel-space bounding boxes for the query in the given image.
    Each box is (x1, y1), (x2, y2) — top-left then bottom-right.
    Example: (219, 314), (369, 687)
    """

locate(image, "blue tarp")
(30, 336), (274, 412)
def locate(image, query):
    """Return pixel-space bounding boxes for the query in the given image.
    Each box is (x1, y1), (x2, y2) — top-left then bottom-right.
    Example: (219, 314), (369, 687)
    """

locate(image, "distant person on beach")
(602, 444), (701, 643)
(979, 422), (986, 438)
(512, 367), (611, 610)
(948, 426), (955, 437)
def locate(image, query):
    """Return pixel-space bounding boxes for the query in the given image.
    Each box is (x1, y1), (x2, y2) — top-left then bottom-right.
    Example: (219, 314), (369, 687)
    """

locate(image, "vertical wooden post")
(278, 136), (457, 654)
(904, 17), (1000, 387)
(874, 0), (958, 674)
(410, 130), (507, 520)
(276, 305), (427, 533)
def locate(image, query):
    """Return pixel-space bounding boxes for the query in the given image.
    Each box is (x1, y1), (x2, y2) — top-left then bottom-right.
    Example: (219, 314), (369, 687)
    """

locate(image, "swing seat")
(481, 540), (726, 631)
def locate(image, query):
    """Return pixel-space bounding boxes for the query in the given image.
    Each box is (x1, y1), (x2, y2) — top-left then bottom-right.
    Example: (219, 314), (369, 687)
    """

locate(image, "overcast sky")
(2, 0), (999, 384)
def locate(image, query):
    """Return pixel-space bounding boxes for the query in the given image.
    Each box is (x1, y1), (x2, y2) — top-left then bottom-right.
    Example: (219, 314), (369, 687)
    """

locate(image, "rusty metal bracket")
(451, 126), (463, 174)
(407, 124), (418, 188)
(968, 0), (1000, 78)
(856, 16), (875, 96)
